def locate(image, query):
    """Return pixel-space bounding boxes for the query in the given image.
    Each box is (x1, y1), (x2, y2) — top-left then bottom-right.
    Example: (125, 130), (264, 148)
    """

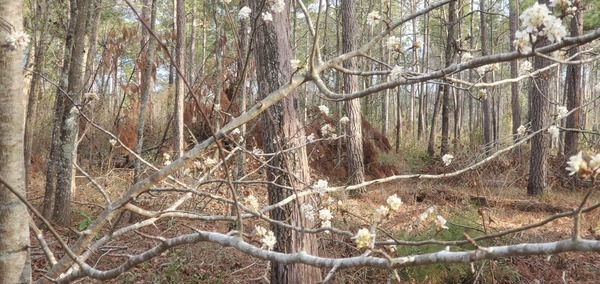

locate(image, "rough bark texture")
(509, 0), (522, 146)
(563, 3), (583, 158)
(441, 0), (456, 155)
(134, 0), (156, 183)
(480, 0), (493, 155)
(53, 0), (90, 226)
(342, 0), (365, 193)
(0, 1), (32, 281)
(25, 0), (50, 184)
(43, 0), (76, 219)
(527, 0), (552, 196)
(250, 1), (322, 283)
(173, 0), (185, 159)
(427, 92), (441, 156)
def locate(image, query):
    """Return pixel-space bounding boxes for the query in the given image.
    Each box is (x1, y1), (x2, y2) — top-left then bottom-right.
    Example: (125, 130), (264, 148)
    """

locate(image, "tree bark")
(563, 3), (583, 158)
(441, 0), (456, 155)
(480, 0), (493, 156)
(527, 0), (552, 196)
(53, 0), (90, 226)
(342, 0), (365, 194)
(250, 1), (322, 282)
(427, 91), (442, 156)
(134, 0), (156, 183)
(43, 0), (76, 219)
(173, 0), (185, 159)
(24, 0), (50, 184)
(509, 0), (522, 149)
(0, 1), (32, 281)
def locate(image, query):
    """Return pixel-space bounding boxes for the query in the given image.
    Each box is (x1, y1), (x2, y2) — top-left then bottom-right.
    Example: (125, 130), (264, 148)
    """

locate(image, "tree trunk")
(134, 0), (157, 183)
(53, 0), (90, 226)
(25, 0), (50, 184)
(527, 0), (552, 196)
(0, 1), (32, 281)
(173, 0), (185, 159)
(427, 91), (442, 156)
(43, 0), (76, 219)
(342, 0), (365, 194)
(441, 0), (456, 155)
(563, 3), (583, 158)
(250, 1), (322, 283)
(509, 0), (522, 149)
(480, 0), (493, 156)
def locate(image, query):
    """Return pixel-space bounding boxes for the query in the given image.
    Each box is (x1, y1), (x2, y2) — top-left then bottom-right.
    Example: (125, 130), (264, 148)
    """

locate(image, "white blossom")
(376, 205), (390, 217)
(318, 105), (330, 116)
(307, 133), (316, 143)
(353, 228), (372, 249)
(238, 6), (252, 20)
(109, 139), (117, 146)
(204, 157), (218, 168)
(321, 124), (334, 137)
(300, 135), (307, 144)
(313, 179), (328, 192)
(386, 36), (401, 51)
(290, 59), (302, 69)
(589, 154), (600, 171)
(69, 107), (79, 115)
(513, 30), (534, 53)
(543, 16), (567, 43)
(520, 3), (552, 34)
(519, 60), (533, 75)
(272, 0), (285, 13)
(321, 220), (331, 228)
(566, 151), (587, 176)
(435, 215), (449, 230)
(301, 203), (316, 222)
(413, 41), (423, 49)
(262, 231), (277, 250)
(517, 125), (527, 135)
(366, 11), (381, 27)
(252, 147), (264, 156)
(262, 12), (273, 22)
(461, 52), (473, 61)
(518, 3), (567, 45)
(547, 125), (560, 139)
(245, 195), (260, 211)
(390, 65), (404, 79)
(556, 106), (568, 119)
(163, 153), (171, 161)
(230, 128), (243, 143)
(256, 225), (267, 237)
(5, 31), (30, 49)
(319, 208), (333, 222)
(476, 66), (488, 75)
(442, 154), (454, 166)
(194, 160), (203, 169)
(339, 116), (350, 124)
(386, 194), (403, 211)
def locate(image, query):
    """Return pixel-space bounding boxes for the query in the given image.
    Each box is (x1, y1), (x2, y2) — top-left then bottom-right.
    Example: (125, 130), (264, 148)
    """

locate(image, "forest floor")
(26, 151), (600, 283)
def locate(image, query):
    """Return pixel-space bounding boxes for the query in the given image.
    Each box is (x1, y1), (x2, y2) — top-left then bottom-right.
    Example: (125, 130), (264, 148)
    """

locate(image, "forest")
(1, 0), (600, 282)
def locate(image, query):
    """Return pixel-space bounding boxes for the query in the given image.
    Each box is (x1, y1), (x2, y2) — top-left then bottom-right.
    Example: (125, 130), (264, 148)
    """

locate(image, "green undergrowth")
(392, 206), (522, 283)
